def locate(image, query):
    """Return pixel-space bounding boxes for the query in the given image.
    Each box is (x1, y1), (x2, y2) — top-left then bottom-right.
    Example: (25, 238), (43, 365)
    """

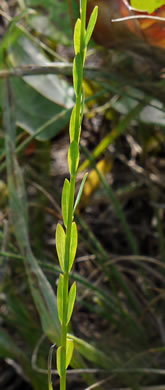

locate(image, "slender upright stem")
(60, 271), (69, 390)
(60, 1), (87, 386)
(58, 1), (93, 388)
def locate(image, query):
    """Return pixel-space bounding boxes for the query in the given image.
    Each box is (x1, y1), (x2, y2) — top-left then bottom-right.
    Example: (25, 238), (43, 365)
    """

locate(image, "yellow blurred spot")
(78, 157), (113, 211)
(83, 80), (96, 109)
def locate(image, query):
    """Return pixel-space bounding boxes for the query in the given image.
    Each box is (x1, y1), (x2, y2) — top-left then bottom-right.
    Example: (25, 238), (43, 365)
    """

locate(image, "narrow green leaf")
(57, 346), (65, 377)
(0, 328), (48, 389)
(67, 333), (111, 370)
(79, 102), (146, 172)
(69, 222), (78, 272)
(74, 18), (81, 54)
(67, 282), (76, 325)
(62, 179), (70, 227)
(57, 274), (64, 324)
(73, 172), (88, 214)
(56, 224), (65, 272)
(73, 53), (82, 96)
(73, 57), (77, 96)
(85, 6), (98, 46)
(0, 328), (23, 359)
(69, 105), (76, 143)
(76, 53), (82, 92)
(66, 339), (74, 369)
(48, 344), (56, 390)
(68, 141), (79, 175)
(8, 8), (30, 31)
(4, 80), (61, 350)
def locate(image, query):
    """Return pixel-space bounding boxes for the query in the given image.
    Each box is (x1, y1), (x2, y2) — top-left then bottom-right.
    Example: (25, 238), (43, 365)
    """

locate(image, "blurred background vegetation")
(1, 0), (165, 389)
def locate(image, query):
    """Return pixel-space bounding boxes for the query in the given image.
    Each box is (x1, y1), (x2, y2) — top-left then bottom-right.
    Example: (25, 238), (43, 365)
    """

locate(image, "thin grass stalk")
(80, 143), (139, 255)
(76, 178), (143, 316)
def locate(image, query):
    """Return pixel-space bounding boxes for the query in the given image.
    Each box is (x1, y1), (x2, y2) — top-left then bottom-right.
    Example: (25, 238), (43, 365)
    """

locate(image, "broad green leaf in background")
(9, 78), (72, 141)
(7, 36), (74, 140)
(9, 36), (74, 107)
(130, 0), (165, 13)
(29, 15), (70, 46)
(27, 0), (73, 42)
(0, 8), (30, 66)
(111, 86), (165, 126)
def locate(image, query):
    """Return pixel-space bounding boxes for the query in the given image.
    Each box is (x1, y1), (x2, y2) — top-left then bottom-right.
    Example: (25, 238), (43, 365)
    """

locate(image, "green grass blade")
(80, 143), (139, 256)
(73, 172), (88, 214)
(4, 79), (61, 344)
(85, 6), (98, 46)
(68, 333), (112, 370)
(79, 102), (146, 172)
(48, 344), (56, 390)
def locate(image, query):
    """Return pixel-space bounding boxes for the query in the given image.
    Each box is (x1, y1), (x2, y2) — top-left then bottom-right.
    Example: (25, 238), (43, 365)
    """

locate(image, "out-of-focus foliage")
(87, 0), (165, 50)
(27, 0), (71, 38)
(131, 0), (165, 13)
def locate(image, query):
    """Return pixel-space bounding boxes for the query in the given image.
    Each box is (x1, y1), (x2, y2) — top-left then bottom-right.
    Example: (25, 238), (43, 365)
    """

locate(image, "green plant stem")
(75, 92), (81, 142)
(61, 272), (69, 390)
(80, 0), (87, 50)
(73, 0), (87, 144)
(61, 176), (76, 354)
(64, 175), (76, 271)
(60, 1), (87, 387)
(60, 124), (78, 388)
(60, 175), (75, 388)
